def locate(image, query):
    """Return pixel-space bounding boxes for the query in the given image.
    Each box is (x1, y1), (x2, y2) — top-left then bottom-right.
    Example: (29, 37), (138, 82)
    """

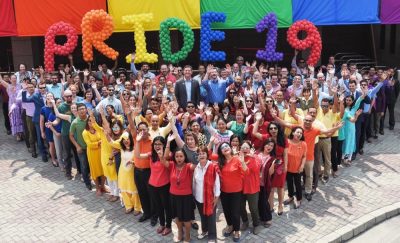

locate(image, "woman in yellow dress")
(109, 132), (142, 215)
(88, 109), (119, 202)
(82, 119), (104, 196)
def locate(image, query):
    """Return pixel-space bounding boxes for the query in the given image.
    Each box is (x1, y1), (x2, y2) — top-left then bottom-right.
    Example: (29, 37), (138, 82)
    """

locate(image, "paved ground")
(0, 103), (399, 242)
(348, 216), (400, 243)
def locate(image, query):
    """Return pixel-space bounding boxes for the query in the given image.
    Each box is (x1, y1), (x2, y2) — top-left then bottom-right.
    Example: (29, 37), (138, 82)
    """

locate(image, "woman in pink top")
(134, 135), (172, 236)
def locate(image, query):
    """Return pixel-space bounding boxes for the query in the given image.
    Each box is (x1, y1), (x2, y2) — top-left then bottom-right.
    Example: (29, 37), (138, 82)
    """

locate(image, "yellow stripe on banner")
(108, 0), (200, 32)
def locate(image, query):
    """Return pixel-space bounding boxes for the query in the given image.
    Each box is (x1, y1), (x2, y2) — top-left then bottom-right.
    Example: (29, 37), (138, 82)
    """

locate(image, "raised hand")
(136, 131), (144, 142)
(167, 133), (176, 143)
(198, 101), (205, 111)
(246, 114), (252, 123)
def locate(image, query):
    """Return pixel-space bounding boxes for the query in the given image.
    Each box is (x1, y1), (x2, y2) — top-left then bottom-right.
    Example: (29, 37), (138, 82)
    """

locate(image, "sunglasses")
(187, 105), (195, 108)
(230, 92), (236, 95)
(108, 89), (114, 92)
(220, 144), (230, 150)
(269, 127), (278, 130)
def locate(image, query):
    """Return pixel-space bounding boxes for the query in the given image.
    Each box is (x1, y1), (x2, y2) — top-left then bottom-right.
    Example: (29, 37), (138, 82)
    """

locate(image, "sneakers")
(197, 232), (208, 240)
(321, 176), (329, 184)
(305, 193), (312, 201)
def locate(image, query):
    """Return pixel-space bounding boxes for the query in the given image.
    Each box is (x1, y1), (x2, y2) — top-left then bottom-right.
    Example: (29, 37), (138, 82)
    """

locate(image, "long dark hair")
(172, 148), (189, 164)
(267, 122), (285, 147)
(217, 142), (232, 169)
(345, 95), (356, 109)
(262, 138), (276, 157)
(120, 133), (134, 151)
(151, 136), (166, 162)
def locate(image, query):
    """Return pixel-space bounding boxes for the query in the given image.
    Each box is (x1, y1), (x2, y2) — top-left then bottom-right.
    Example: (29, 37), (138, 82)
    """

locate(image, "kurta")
(339, 96), (363, 157)
(92, 122), (117, 181)
(82, 130), (103, 179)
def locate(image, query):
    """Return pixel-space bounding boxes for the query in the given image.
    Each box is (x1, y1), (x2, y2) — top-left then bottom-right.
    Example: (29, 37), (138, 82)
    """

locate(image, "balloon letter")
(44, 22), (78, 72)
(200, 12), (226, 62)
(81, 10), (119, 62)
(255, 13), (283, 62)
(122, 13), (158, 64)
(286, 20), (322, 66)
(159, 18), (194, 64)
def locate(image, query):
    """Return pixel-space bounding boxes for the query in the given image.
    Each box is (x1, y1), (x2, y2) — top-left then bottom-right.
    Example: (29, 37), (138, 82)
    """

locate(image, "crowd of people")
(0, 51), (399, 242)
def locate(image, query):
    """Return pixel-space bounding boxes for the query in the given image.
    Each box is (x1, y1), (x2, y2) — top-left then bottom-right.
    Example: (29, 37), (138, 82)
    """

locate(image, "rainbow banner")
(108, 0), (201, 32)
(200, 0), (293, 28)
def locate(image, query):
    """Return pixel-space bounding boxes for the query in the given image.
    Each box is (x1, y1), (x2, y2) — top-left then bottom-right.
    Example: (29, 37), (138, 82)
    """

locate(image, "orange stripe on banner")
(14, 0), (107, 36)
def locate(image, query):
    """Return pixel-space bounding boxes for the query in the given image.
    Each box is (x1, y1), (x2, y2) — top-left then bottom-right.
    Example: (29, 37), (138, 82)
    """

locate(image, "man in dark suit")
(22, 82), (48, 162)
(175, 65), (200, 111)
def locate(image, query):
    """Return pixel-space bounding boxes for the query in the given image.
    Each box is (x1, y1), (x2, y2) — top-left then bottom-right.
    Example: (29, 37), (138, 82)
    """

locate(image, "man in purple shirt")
(17, 82), (37, 157)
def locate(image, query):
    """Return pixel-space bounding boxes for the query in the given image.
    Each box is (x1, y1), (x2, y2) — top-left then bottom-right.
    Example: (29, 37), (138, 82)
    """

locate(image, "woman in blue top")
(40, 93), (59, 167)
(338, 92), (365, 166)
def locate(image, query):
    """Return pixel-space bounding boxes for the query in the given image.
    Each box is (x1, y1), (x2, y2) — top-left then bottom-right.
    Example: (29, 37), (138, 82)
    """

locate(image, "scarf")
(203, 162), (219, 216)
(262, 157), (275, 196)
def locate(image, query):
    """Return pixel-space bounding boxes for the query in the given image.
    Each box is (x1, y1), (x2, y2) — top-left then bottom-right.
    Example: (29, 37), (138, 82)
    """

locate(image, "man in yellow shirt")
(315, 87), (340, 182)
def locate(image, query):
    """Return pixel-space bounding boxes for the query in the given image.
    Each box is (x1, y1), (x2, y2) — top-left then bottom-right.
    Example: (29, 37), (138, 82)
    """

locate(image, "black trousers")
(114, 152), (121, 175)
(62, 135), (81, 175)
(195, 200), (217, 240)
(287, 172), (302, 201)
(358, 113), (370, 151)
(331, 137), (340, 172)
(2, 102), (11, 132)
(382, 103), (395, 128)
(258, 186), (272, 222)
(21, 109), (30, 148)
(365, 113), (373, 139)
(220, 191), (241, 231)
(134, 168), (153, 217)
(149, 183), (171, 228)
(240, 192), (260, 227)
(355, 117), (363, 153)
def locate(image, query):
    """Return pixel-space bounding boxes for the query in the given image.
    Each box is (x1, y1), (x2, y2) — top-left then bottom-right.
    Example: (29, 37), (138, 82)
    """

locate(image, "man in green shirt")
(69, 103), (91, 190)
(58, 90), (80, 180)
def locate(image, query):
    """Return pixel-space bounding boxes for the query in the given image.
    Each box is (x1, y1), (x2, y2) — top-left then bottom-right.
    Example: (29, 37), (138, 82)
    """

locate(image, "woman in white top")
(192, 146), (220, 241)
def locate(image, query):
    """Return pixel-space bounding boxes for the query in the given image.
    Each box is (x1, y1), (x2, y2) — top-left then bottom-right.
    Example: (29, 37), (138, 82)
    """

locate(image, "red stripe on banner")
(0, 0), (18, 36)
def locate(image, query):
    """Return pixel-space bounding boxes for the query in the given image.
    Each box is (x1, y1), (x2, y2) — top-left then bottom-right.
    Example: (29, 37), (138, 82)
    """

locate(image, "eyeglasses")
(304, 119), (312, 122)
(246, 100), (253, 103)
(108, 89), (114, 92)
(269, 127), (278, 130)
(321, 105), (329, 108)
(265, 100), (273, 103)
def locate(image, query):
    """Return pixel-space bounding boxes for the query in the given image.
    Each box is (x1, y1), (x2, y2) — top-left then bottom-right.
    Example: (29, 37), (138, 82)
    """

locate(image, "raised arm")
(171, 116), (185, 148)
(0, 75), (9, 88)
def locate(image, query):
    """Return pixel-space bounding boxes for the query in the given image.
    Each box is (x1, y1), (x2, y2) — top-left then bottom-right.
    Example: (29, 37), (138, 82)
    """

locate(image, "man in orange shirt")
(126, 108), (157, 225)
(272, 109), (342, 201)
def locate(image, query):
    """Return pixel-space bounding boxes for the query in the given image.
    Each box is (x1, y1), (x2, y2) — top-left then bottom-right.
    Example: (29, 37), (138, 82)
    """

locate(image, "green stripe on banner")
(200, 0), (292, 29)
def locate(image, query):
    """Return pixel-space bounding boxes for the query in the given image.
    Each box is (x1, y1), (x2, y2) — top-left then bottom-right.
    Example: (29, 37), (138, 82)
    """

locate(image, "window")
(390, 25), (396, 54)
(380, 25), (386, 50)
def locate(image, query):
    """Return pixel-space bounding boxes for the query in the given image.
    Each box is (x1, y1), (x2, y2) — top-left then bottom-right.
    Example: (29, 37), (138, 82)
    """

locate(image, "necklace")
(175, 165), (184, 186)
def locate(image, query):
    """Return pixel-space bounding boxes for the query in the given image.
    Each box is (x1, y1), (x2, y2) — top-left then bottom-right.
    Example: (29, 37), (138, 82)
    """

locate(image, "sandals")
(294, 200), (301, 209)
(156, 226), (165, 234)
(283, 197), (294, 205)
(109, 196), (119, 202)
(161, 227), (171, 236)
(125, 208), (134, 214)
(133, 210), (141, 216)
(223, 226), (233, 237)
(52, 160), (59, 167)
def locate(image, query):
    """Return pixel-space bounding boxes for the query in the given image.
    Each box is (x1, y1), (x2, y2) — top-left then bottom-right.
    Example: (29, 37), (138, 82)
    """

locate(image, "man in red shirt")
(155, 64), (176, 84)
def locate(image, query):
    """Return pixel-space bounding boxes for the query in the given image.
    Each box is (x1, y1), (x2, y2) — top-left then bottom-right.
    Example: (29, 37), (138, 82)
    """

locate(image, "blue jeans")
(76, 149), (91, 186)
(34, 122), (46, 156)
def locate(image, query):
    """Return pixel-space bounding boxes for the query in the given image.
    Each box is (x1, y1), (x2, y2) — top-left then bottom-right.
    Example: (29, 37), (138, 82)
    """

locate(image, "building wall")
(374, 24), (400, 68)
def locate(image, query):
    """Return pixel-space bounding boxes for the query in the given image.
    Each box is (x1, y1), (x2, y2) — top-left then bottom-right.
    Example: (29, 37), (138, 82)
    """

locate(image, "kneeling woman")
(192, 146), (220, 241)
(218, 142), (249, 242)
(110, 132), (141, 215)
